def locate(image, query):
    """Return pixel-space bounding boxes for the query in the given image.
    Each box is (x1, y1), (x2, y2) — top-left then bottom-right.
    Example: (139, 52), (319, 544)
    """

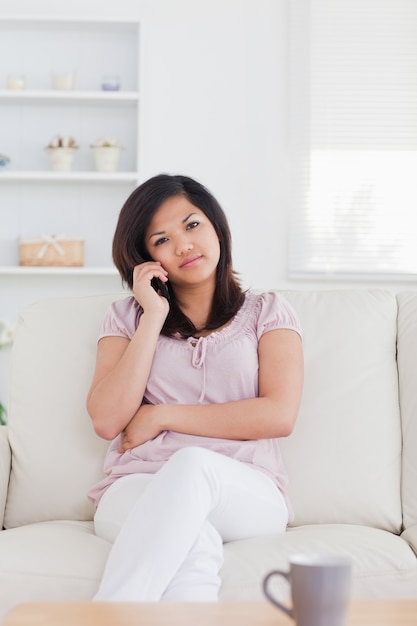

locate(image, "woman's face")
(145, 195), (221, 290)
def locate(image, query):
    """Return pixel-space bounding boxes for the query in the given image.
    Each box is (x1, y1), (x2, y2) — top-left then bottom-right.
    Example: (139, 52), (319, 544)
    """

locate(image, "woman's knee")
(166, 447), (224, 477)
(160, 448), (228, 495)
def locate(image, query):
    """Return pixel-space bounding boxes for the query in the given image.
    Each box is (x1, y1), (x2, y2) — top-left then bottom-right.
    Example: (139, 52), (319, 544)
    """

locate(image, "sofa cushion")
(4, 294), (125, 528)
(0, 520), (109, 618)
(281, 290), (402, 532)
(221, 524), (417, 601)
(397, 292), (417, 531)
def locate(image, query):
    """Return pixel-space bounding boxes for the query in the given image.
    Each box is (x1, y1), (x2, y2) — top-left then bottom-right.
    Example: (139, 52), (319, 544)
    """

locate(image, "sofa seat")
(0, 518), (415, 614)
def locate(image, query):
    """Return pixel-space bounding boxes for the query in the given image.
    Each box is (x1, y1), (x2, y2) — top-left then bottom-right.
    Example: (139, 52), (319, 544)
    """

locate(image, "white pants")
(93, 447), (288, 602)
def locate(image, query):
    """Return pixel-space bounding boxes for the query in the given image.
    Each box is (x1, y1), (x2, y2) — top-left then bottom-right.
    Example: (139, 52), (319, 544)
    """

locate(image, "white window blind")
(289, 0), (417, 279)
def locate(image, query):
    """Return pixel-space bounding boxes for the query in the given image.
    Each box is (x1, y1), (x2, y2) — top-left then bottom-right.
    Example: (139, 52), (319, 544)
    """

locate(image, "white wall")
(0, 0), (414, 406)
(0, 0), (291, 296)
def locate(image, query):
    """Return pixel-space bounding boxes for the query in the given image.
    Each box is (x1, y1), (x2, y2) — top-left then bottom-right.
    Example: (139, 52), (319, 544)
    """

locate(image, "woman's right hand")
(132, 262), (170, 318)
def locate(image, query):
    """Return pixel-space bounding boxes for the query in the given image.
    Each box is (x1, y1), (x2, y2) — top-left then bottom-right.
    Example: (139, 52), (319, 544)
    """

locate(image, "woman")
(87, 174), (303, 602)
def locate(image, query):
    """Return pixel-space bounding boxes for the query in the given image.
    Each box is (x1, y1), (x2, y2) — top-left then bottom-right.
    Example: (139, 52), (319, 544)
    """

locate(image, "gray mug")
(263, 554), (352, 626)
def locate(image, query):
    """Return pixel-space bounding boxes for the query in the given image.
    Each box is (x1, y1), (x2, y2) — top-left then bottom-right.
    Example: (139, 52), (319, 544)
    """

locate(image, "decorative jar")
(45, 135), (78, 172)
(91, 137), (123, 172)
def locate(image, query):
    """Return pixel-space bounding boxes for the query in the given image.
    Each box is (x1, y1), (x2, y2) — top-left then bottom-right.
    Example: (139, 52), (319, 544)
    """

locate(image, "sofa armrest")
(401, 524), (417, 555)
(0, 425), (11, 529)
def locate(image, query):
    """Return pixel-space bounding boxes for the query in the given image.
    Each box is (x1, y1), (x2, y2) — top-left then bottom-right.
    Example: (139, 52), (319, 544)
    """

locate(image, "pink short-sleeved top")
(88, 291), (302, 516)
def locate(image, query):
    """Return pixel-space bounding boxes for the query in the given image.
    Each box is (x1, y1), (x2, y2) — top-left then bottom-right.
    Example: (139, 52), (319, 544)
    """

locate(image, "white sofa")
(1, 289), (417, 621)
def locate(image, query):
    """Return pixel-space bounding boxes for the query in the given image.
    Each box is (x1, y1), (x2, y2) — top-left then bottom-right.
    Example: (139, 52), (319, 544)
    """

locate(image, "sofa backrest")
(281, 290), (402, 533)
(4, 289), (403, 533)
(4, 293), (124, 528)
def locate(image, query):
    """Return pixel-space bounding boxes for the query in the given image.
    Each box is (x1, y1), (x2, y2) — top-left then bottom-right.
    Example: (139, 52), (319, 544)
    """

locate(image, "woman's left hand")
(119, 404), (163, 452)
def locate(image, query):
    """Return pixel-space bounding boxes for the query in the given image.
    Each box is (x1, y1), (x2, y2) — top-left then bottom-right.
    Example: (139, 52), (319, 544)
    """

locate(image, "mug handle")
(262, 570), (294, 620)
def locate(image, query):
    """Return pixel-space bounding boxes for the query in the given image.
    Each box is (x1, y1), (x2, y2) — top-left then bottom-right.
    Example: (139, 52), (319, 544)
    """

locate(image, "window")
(289, 0), (417, 279)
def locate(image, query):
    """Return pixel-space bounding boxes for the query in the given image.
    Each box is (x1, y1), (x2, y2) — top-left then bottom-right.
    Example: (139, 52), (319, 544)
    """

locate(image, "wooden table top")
(3, 600), (417, 626)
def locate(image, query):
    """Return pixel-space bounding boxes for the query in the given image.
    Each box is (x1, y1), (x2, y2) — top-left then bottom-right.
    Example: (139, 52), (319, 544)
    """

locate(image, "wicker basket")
(19, 236), (84, 267)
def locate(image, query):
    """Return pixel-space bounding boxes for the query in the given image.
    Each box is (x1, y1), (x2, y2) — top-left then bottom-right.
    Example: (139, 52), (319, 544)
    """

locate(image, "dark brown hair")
(112, 174), (245, 338)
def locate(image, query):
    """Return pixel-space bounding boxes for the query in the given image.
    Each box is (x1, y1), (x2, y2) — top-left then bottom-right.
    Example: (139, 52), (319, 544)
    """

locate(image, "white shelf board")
(0, 171), (138, 183)
(0, 15), (140, 27)
(0, 90), (139, 104)
(0, 266), (119, 276)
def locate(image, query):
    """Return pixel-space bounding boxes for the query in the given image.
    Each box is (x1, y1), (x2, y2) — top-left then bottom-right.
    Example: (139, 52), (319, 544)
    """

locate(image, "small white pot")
(46, 148), (77, 172)
(51, 71), (76, 91)
(92, 146), (122, 172)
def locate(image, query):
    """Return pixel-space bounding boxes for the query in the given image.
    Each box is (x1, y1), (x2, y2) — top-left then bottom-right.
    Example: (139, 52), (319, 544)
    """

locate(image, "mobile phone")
(151, 277), (170, 301)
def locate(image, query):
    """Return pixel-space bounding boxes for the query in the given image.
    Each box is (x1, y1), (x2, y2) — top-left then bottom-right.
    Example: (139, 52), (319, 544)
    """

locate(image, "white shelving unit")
(0, 15), (140, 274)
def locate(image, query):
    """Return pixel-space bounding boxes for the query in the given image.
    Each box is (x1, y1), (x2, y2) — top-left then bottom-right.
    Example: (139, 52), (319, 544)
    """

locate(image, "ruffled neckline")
(170, 291), (259, 346)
